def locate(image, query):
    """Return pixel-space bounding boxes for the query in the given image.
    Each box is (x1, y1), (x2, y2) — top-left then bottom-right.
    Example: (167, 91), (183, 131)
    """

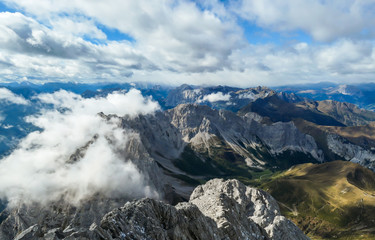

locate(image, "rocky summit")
(3, 179), (308, 240)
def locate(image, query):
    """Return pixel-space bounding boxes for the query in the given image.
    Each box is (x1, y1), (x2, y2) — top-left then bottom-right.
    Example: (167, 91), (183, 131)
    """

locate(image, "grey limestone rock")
(4, 179), (309, 240)
(88, 179), (308, 240)
(189, 179), (309, 240)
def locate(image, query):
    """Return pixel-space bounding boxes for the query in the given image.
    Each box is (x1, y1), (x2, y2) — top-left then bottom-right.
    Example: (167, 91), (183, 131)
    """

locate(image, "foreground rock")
(5, 179), (309, 239)
(189, 179), (308, 240)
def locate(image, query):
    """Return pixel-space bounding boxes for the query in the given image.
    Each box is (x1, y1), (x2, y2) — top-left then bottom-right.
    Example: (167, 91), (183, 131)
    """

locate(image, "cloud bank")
(198, 92), (231, 103)
(0, 0), (375, 86)
(234, 0), (375, 42)
(0, 89), (160, 206)
(0, 88), (29, 105)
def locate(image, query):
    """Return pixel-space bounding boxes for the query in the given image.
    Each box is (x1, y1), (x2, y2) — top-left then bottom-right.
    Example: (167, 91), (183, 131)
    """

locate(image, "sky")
(0, 0), (375, 87)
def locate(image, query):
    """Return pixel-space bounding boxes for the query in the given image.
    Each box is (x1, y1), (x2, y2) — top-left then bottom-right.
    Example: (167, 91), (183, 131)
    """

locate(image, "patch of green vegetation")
(173, 145), (221, 176)
(156, 161), (203, 186)
(169, 173), (203, 186)
(204, 145), (253, 179)
(173, 142), (254, 183)
(249, 168), (274, 179)
(347, 167), (375, 191)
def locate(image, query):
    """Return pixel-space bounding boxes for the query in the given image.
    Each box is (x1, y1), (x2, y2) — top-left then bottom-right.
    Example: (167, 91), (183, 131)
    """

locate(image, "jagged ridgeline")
(1, 83), (375, 239)
(0, 179), (308, 239)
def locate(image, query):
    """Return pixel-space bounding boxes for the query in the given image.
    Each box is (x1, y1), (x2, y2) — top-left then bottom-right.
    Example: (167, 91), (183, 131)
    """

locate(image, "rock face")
(122, 103), (324, 174)
(327, 134), (375, 171)
(298, 100), (375, 126)
(90, 199), (222, 240)
(189, 179), (308, 240)
(0, 197), (132, 240)
(4, 179), (309, 240)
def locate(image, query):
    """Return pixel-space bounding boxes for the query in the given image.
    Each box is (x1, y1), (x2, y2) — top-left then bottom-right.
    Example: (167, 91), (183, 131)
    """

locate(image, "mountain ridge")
(1, 83), (375, 239)
(3, 179), (308, 240)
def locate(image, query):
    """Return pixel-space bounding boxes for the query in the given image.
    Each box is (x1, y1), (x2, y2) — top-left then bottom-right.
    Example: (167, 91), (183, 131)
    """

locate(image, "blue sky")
(0, 0), (374, 87)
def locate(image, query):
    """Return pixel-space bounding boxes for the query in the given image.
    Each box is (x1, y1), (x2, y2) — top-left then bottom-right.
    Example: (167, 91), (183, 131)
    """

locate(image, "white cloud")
(0, 12), (156, 81)
(1, 0), (244, 74)
(0, 88), (29, 104)
(199, 91), (231, 102)
(51, 17), (107, 40)
(238, 92), (255, 99)
(0, 89), (160, 206)
(0, 0), (374, 86)
(234, 0), (375, 42)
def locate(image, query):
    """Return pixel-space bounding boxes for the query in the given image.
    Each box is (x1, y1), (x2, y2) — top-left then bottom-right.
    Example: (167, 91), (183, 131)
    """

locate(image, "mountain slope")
(261, 161), (375, 240)
(239, 94), (345, 127)
(294, 119), (375, 171)
(297, 100), (375, 126)
(119, 103), (324, 190)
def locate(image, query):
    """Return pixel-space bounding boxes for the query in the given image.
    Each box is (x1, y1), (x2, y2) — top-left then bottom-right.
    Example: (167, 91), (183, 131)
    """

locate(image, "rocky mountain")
(4, 179), (309, 240)
(293, 119), (375, 171)
(164, 84), (299, 111)
(297, 100), (375, 126)
(276, 82), (375, 111)
(118, 103), (324, 191)
(107, 98), (375, 186)
(235, 94), (375, 171)
(2, 83), (375, 239)
(239, 94), (345, 127)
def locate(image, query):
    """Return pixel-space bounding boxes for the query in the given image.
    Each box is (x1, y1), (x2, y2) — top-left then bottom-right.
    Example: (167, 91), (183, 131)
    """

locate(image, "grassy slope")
(260, 161), (375, 240)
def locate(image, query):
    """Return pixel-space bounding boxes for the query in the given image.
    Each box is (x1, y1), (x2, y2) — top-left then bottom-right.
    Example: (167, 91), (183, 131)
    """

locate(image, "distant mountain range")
(276, 82), (375, 111)
(1, 82), (375, 239)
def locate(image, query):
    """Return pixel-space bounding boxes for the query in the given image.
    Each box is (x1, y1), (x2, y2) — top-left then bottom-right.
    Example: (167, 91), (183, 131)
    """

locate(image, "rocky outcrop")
(5, 179), (309, 240)
(0, 197), (131, 240)
(90, 179), (308, 240)
(189, 179), (308, 240)
(327, 134), (375, 171)
(89, 199), (223, 240)
(7, 179), (306, 240)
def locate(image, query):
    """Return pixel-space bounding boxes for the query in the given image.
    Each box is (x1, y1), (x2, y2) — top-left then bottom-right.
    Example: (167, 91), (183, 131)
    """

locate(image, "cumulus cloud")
(238, 92), (255, 100)
(0, 0), (243, 76)
(0, 0), (375, 86)
(234, 0), (375, 42)
(0, 12), (156, 81)
(198, 92), (231, 102)
(0, 88), (29, 104)
(0, 89), (160, 206)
